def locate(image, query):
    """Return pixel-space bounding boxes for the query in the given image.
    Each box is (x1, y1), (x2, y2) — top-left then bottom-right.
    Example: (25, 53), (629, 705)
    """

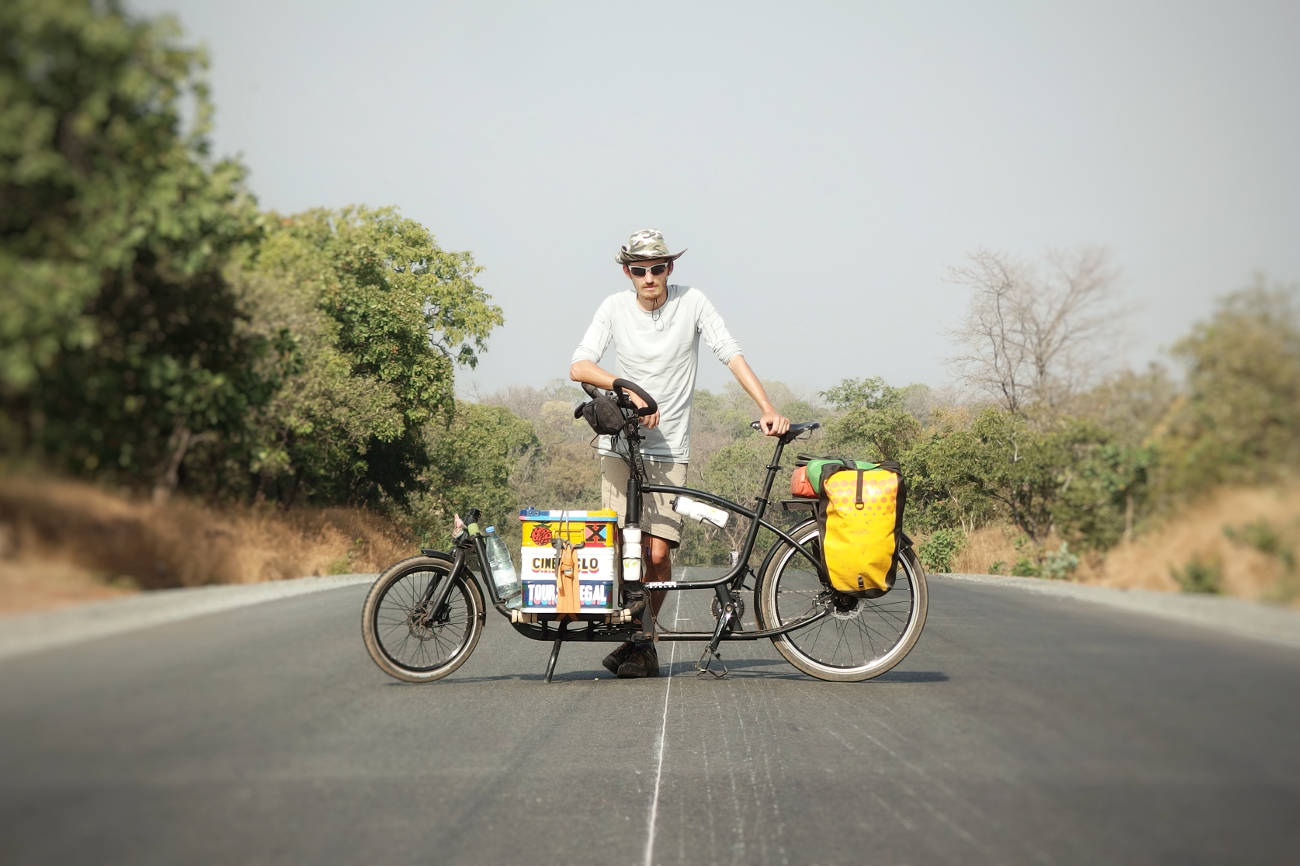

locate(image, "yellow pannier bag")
(808, 459), (905, 598)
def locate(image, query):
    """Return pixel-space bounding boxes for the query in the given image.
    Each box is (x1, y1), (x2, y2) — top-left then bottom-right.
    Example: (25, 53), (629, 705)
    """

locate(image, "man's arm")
(568, 359), (616, 391)
(727, 355), (790, 436)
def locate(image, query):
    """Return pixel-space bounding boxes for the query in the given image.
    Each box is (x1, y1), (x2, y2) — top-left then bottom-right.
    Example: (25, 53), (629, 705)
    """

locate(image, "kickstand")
(696, 604), (734, 678)
(696, 646), (729, 678)
(544, 619), (569, 683)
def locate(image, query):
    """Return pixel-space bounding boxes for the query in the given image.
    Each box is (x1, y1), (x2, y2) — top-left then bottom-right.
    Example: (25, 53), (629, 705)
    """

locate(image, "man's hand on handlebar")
(630, 392), (660, 429)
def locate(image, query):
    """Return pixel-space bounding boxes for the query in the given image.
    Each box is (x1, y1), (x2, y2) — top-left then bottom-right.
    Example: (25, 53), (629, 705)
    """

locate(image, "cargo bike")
(361, 380), (928, 683)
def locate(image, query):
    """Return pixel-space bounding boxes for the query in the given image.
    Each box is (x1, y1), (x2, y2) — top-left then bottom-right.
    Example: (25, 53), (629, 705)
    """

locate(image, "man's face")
(623, 259), (672, 308)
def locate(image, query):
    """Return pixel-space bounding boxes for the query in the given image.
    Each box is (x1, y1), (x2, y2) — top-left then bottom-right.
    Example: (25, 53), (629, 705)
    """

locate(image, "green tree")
(1, 0), (275, 500)
(1, 0), (248, 390)
(820, 377), (923, 462)
(411, 402), (539, 547)
(912, 408), (1074, 543)
(245, 206), (503, 505)
(511, 400), (602, 509)
(1156, 277), (1300, 494)
(821, 376), (904, 412)
(1051, 434), (1153, 550)
(898, 408), (997, 535)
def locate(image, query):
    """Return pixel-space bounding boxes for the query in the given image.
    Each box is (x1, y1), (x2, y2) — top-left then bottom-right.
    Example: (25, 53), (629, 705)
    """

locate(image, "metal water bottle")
(484, 526), (522, 608)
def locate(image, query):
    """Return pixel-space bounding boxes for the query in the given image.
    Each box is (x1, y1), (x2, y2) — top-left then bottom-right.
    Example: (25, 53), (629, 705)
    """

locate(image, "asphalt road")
(3, 573), (1299, 865)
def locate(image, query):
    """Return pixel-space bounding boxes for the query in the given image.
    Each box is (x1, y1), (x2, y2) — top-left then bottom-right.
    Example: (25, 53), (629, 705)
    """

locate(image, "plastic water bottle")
(622, 525), (642, 584)
(673, 496), (730, 528)
(483, 526), (522, 608)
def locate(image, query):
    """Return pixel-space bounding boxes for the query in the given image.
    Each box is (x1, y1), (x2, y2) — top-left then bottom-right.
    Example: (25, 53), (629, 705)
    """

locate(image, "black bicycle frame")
(623, 428), (831, 642)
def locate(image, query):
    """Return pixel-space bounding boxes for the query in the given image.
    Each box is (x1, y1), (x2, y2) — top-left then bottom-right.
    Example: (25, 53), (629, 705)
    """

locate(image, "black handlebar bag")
(580, 395), (628, 435)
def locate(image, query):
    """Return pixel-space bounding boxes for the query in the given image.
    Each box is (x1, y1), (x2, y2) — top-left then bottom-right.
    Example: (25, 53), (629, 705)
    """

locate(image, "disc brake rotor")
(407, 606), (437, 640)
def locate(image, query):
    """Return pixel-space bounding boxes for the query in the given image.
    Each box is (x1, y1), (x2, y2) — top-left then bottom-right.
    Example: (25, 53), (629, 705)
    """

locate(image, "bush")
(1011, 557), (1040, 577)
(1170, 554), (1223, 594)
(918, 528), (965, 573)
(1042, 542), (1080, 580)
(1224, 518), (1296, 571)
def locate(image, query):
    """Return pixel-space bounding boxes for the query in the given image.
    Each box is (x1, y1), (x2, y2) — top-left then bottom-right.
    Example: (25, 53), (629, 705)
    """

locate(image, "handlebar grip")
(611, 378), (658, 416)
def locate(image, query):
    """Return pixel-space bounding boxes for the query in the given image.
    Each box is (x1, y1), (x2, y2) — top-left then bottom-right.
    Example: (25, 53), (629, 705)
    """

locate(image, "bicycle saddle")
(750, 420), (820, 444)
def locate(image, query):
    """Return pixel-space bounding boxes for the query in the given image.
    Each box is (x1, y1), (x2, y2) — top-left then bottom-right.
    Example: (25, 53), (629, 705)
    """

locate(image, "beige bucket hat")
(616, 229), (687, 265)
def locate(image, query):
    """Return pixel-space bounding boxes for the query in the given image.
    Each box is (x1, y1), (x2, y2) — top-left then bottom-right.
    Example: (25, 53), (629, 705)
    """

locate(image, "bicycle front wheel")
(756, 519), (928, 682)
(361, 554), (486, 683)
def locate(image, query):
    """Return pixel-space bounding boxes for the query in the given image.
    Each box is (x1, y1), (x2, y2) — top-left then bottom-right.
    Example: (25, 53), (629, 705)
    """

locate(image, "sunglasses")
(627, 263), (670, 277)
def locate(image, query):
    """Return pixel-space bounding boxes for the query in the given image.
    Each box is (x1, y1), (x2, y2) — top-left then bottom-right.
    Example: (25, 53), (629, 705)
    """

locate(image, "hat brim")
(615, 249), (687, 265)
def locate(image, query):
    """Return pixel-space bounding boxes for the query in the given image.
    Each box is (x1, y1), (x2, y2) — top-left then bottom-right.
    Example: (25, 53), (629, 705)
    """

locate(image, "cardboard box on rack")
(518, 509), (619, 614)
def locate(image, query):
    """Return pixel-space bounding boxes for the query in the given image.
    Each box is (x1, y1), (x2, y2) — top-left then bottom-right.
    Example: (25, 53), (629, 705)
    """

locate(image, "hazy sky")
(131, 0), (1300, 403)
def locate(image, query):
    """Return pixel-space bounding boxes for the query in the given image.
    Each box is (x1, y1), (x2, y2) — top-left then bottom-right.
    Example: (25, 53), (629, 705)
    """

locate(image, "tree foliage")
(411, 403), (539, 547)
(820, 377), (923, 462)
(1, 0), (252, 391)
(1155, 277), (1300, 494)
(241, 207), (502, 506)
(0, 1), (510, 535)
(1, 0), (272, 500)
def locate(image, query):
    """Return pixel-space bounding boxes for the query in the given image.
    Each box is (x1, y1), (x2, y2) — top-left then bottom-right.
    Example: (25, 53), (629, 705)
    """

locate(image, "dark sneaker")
(622, 588), (648, 622)
(616, 642), (660, 678)
(602, 641), (637, 675)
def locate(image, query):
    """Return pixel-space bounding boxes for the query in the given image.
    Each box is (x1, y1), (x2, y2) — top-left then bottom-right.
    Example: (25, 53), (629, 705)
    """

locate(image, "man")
(569, 229), (791, 678)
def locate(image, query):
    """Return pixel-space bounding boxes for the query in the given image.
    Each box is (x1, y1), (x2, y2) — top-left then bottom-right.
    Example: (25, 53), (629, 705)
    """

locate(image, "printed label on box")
(521, 580), (613, 611)
(520, 548), (616, 612)
(521, 548), (615, 579)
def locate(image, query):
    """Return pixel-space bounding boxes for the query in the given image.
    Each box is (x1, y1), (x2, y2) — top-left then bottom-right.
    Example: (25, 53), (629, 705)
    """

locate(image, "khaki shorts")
(601, 456), (687, 546)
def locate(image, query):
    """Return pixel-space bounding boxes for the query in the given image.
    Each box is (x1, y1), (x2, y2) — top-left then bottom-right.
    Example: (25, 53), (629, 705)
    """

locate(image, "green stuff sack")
(802, 457), (906, 598)
(802, 457), (879, 496)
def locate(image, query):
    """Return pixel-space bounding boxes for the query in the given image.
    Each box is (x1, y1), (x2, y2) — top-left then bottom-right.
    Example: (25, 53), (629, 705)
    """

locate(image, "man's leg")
(607, 533), (672, 678)
(643, 533), (673, 619)
(599, 457), (684, 677)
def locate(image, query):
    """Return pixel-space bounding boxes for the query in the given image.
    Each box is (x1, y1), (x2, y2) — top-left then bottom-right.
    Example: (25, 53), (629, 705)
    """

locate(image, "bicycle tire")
(756, 519), (928, 682)
(361, 553), (486, 683)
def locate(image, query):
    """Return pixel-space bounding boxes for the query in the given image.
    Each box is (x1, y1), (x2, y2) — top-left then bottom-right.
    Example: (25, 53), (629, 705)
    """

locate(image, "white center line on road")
(643, 585), (685, 866)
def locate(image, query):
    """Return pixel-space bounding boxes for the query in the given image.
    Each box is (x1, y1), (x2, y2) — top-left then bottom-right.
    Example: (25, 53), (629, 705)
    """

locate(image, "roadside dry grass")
(1093, 484), (1300, 604)
(0, 473), (414, 615)
(949, 481), (1300, 607)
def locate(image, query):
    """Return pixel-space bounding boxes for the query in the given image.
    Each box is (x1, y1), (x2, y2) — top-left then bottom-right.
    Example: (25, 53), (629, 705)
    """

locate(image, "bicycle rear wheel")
(361, 554), (486, 683)
(756, 519), (927, 682)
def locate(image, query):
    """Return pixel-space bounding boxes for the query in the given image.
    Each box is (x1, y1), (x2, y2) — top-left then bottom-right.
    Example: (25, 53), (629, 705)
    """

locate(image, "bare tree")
(947, 247), (1123, 415)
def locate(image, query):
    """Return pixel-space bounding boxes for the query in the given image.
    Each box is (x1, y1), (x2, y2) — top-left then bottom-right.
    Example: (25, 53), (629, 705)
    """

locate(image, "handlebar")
(580, 378), (658, 417)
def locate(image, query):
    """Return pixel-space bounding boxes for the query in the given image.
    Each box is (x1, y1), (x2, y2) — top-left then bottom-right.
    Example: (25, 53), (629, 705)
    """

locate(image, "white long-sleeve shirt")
(571, 284), (742, 462)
